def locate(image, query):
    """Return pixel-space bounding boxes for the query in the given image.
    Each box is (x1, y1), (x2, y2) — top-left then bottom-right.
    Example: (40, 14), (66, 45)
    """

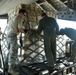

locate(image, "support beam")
(0, 14), (8, 19)
(56, 11), (76, 21)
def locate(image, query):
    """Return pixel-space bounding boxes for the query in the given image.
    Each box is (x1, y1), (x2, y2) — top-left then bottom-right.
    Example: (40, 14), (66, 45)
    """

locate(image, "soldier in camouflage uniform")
(6, 9), (26, 75)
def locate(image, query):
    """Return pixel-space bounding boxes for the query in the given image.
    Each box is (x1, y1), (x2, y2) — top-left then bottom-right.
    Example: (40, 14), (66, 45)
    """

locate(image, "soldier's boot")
(8, 65), (19, 75)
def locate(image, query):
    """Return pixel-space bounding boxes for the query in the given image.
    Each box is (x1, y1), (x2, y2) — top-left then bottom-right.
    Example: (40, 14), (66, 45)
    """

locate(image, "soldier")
(6, 9), (26, 75)
(37, 13), (59, 71)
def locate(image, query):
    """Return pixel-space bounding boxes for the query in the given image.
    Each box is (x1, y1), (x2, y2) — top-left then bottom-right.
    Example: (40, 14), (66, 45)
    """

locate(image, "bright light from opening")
(0, 19), (7, 33)
(57, 19), (76, 30)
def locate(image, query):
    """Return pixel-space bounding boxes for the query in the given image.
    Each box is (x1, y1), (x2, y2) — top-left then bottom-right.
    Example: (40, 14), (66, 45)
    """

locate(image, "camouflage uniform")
(7, 33), (18, 66)
(6, 15), (23, 67)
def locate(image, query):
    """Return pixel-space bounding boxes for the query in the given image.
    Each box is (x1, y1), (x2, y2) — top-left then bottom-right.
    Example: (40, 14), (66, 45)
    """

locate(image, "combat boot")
(8, 65), (19, 75)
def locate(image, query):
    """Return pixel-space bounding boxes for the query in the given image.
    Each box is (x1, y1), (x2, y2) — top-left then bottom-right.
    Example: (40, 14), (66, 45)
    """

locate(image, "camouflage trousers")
(6, 33), (18, 66)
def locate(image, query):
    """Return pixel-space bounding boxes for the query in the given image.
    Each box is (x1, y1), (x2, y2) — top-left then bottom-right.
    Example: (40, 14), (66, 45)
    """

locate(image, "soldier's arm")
(37, 20), (43, 34)
(54, 19), (59, 35)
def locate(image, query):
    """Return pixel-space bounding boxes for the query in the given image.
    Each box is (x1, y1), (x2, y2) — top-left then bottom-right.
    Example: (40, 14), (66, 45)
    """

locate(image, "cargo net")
(0, 31), (67, 64)
(23, 34), (66, 64)
(17, 30), (67, 64)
